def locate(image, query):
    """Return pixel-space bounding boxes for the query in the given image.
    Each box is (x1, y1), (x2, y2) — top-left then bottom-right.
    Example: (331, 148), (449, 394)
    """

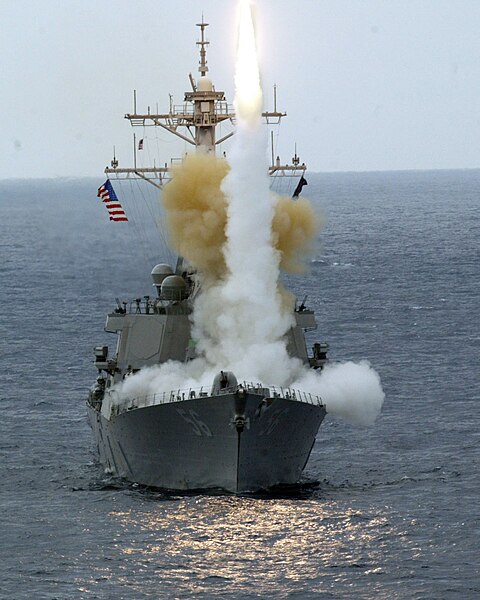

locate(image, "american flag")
(97, 180), (128, 222)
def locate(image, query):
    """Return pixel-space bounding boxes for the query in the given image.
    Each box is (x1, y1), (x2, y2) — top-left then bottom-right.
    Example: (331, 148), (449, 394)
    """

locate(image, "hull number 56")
(176, 408), (213, 437)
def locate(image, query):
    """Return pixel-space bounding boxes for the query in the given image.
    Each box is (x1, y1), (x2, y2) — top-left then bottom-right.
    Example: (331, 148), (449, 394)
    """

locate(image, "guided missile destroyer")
(87, 22), (328, 493)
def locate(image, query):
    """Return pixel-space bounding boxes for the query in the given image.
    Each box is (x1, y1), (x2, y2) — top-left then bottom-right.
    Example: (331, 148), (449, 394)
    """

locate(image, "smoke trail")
(294, 361), (385, 426)
(188, 0), (298, 384)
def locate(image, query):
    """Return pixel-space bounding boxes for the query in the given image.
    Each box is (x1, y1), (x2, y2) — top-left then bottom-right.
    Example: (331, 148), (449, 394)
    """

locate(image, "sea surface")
(0, 170), (478, 599)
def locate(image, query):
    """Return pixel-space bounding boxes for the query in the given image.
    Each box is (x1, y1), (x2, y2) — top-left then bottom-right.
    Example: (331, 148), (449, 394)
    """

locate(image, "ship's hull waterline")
(87, 392), (326, 494)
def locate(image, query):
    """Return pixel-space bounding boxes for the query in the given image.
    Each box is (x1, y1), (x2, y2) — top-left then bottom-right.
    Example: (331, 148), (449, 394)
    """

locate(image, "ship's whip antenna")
(196, 18), (209, 76)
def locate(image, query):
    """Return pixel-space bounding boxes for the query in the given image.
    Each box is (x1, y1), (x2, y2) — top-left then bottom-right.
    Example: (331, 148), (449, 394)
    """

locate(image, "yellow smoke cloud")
(161, 153), (229, 278)
(161, 153), (321, 277)
(272, 194), (322, 273)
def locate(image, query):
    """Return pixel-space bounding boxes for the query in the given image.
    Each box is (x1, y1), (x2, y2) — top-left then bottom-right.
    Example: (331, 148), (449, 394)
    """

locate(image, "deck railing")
(107, 381), (324, 416)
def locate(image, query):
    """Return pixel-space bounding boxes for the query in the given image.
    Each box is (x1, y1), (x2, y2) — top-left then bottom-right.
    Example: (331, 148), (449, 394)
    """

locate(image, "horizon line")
(1, 166), (480, 183)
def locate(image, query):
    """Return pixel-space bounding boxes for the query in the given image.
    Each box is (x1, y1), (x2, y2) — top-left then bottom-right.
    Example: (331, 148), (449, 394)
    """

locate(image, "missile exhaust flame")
(235, 0), (262, 123)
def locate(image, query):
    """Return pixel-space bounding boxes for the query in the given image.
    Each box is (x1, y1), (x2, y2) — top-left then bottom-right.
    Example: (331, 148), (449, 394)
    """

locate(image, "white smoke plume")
(114, 0), (385, 425)
(188, 0), (298, 386)
(293, 361), (385, 426)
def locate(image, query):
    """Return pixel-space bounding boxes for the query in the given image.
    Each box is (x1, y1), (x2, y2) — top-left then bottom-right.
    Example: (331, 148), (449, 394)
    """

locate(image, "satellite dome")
(151, 263), (174, 286)
(161, 275), (187, 301)
(198, 76), (213, 92)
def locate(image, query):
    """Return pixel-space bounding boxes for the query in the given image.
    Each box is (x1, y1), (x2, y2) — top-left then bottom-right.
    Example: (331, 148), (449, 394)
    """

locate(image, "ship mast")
(185, 18), (233, 152)
(197, 19), (209, 77)
(105, 21), (305, 188)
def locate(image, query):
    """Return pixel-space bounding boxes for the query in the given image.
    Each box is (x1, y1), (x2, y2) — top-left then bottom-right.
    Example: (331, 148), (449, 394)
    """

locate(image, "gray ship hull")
(87, 392), (326, 494)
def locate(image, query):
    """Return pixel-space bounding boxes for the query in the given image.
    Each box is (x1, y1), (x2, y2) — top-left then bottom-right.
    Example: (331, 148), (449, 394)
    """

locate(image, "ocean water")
(0, 170), (478, 599)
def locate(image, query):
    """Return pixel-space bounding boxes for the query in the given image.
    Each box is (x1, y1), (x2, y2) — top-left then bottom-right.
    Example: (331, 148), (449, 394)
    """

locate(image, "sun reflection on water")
(90, 495), (405, 597)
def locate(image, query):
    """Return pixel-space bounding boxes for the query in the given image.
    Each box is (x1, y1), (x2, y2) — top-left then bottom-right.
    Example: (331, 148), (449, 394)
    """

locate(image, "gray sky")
(2, 0), (480, 179)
